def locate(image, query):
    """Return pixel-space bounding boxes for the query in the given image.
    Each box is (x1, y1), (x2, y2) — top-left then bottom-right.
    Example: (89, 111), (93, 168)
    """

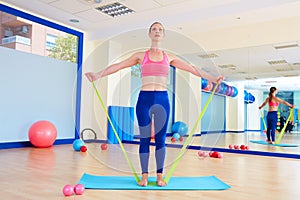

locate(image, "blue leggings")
(266, 111), (278, 142)
(136, 91), (170, 174)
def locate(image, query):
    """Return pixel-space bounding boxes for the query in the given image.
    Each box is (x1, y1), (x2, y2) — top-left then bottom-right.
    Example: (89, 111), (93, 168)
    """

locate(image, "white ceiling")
(2, 0), (300, 91)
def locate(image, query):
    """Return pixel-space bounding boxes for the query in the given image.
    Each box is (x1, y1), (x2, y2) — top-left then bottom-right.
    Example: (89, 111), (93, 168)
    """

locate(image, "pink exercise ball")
(28, 120), (57, 148)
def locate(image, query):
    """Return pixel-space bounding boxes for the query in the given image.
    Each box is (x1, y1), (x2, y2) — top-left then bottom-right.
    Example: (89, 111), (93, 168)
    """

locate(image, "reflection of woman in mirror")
(259, 87), (295, 144)
(85, 22), (224, 187)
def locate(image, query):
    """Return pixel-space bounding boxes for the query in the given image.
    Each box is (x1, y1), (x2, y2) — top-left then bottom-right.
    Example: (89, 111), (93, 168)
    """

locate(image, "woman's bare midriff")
(141, 76), (168, 91)
(268, 106), (278, 112)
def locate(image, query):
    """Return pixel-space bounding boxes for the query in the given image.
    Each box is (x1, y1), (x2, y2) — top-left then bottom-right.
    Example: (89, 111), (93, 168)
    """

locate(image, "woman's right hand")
(85, 72), (99, 82)
(216, 76), (225, 84)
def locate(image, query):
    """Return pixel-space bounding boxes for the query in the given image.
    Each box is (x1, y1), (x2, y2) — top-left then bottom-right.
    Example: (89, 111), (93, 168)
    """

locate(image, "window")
(46, 34), (57, 50)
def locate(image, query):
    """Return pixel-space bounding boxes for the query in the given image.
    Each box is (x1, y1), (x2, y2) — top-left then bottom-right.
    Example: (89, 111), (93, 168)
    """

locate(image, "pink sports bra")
(141, 50), (170, 77)
(269, 101), (279, 106)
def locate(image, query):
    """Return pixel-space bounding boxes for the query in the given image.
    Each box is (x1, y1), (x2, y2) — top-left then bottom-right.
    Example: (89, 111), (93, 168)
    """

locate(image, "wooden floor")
(1, 142), (300, 200)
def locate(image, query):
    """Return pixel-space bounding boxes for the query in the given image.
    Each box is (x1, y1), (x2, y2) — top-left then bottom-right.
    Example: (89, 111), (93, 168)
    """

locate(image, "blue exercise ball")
(216, 84), (222, 94)
(244, 90), (248, 98)
(249, 94), (255, 103)
(73, 139), (85, 151)
(225, 86), (232, 96)
(171, 121), (188, 136)
(220, 83), (227, 95)
(201, 79), (208, 89)
(173, 133), (181, 141)
(231, 87), (238, 97)
(211, 83), (219, 92)
(244, 91), (250, 103)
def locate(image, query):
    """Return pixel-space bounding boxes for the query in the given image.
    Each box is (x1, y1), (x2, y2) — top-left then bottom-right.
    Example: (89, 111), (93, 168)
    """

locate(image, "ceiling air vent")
(96, 2), (135, 17)
(265, 80), (277, 83)
(267, 60), (287, 65)
(198, 53), (218, 59)
(283, 74), (299, 77)
(261, 84), (271, 87)
(275, 68), (292, 72)
(245, 77), (257, 80)
(218, 64), (236, 70)
(273, 43), (299, 50)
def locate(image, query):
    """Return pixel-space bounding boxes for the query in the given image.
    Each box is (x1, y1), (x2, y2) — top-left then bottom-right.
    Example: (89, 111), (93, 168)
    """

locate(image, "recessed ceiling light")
(96, 2), (135, 18)
(69, 19), (79, 23)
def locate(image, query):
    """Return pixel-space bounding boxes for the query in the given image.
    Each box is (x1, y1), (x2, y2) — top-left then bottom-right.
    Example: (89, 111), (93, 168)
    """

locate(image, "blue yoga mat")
(78, 173), (231, 190)
(250, 140), (299, 147)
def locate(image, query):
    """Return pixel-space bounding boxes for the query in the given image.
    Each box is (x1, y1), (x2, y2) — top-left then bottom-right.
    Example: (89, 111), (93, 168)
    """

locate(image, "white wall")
(226, 82), (244, 132)
(0, 47), (77, 142)
(80, 38), (109, 140)
(81, 38), (135, 140)
(175, 70), (202, 134)
(246, 89), (264, 131)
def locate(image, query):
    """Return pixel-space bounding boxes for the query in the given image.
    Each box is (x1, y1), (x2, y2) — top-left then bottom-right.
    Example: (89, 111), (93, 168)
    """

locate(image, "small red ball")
(198, 151), (204, 157)
(171, 137), (176, 143)
(240, 145), (246, 150)
(217, 152), (223, 158)
(74, 184), (85, 195)
(228, 144), (233, 149)
(212, 151), (218, 158)
(101, 143), (108, 150)
(62, 184), (73, 196)
(179, 137), (184, 142)
(80, 146), (87, 152)
(234, 145), (239, 150)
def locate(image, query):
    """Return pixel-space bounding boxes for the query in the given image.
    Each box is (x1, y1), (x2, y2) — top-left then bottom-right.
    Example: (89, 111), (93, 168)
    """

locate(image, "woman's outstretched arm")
(85, 52), (143, 82)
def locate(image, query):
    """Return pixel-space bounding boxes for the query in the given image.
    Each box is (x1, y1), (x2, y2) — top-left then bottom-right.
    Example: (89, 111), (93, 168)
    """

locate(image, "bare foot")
(268, 141), (273, 144)
(157, 173), (167, 187)
(138, 173), (148, 186)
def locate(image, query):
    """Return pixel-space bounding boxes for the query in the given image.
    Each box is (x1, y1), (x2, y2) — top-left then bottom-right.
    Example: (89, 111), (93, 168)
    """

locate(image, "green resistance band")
(275, 108), (293, 144)
(92, 82), (140, 183)
(164, 82), (219, 184)
(260, 110), (267, 131)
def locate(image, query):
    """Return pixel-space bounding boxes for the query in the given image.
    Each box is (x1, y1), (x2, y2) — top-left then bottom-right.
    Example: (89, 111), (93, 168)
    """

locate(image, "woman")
(85, 22), (223, 186)
(259, 87), (295, 144)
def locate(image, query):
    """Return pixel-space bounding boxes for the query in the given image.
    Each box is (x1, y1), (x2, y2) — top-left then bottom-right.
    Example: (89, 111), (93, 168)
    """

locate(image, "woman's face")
(148, 23), (164, 41)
